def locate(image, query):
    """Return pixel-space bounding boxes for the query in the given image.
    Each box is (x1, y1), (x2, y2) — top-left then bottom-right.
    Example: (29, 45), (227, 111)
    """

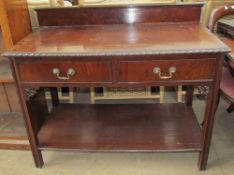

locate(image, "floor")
(0, 90), (234, 175)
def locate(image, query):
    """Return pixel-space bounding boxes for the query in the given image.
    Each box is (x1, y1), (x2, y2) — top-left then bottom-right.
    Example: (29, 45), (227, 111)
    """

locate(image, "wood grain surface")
(36, 4), (202, 26)
(5, 23), (228, 57)
(0, 0), (31, 48)
(38, 103), (202, 151)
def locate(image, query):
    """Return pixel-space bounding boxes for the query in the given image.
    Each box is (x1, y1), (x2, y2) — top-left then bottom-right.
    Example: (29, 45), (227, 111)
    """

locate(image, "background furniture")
(209, 4), (234, 113)
(90, 86), (165, 104)
(45, 87), (75, 103)
(0, 0), (31, 48)
(183, 0), (234, 26)
(177, 86), (200, 102)
(220, 67), (234, 113)
(0, 0), (31, 149)
(218, 15), (234, 39)
(177, 1), (234, 102)
(0, 58), (21, 112)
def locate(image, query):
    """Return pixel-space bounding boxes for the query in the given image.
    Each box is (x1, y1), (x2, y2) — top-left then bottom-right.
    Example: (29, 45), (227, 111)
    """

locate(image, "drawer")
(18, 61), (112, 83)
(117, 59), (215, 83)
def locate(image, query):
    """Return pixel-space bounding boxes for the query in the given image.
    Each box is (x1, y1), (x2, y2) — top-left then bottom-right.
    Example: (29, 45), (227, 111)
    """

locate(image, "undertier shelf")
(38, 103), (202, 151)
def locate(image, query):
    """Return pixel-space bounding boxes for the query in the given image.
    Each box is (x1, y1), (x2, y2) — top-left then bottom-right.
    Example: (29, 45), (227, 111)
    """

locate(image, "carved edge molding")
(2, 47), (231, 57)
(24, 87), (40, 100)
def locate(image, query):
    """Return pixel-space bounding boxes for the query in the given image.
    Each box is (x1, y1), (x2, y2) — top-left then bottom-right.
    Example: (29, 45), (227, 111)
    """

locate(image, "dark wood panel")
(117, 59), (215, 83)
(36, 4), (203, 26)
(18, 61), (112, 83)
(26, 88), (48, 139)
(38, 103), (202, 151)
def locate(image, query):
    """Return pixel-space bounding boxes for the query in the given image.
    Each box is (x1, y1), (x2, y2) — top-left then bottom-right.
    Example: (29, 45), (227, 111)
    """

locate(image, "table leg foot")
(33, 150), (44, 168)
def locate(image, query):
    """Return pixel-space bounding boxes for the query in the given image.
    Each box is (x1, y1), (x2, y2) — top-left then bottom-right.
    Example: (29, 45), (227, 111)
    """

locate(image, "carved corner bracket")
(24, 87), (40, 100)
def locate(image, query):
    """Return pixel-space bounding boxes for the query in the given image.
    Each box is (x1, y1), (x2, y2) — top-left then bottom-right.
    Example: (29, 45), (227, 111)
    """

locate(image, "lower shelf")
(38, 103), (202, 152)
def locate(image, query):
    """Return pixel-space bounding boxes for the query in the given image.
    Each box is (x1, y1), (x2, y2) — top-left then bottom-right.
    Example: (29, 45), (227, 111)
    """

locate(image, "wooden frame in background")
(0, 0), (32, 150)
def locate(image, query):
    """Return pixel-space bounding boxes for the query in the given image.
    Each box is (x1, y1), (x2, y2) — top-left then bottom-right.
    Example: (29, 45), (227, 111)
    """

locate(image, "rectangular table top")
(4, 22), (230, 57)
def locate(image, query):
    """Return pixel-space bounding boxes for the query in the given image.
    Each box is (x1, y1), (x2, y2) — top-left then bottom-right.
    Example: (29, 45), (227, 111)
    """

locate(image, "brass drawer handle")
(52, 68), (76, 80)
(153, 66), (176, 80)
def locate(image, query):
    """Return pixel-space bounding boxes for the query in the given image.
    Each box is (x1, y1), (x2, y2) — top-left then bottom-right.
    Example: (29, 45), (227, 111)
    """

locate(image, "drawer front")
(117, 59), (215, 83)
(18, 61), (112, 83)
